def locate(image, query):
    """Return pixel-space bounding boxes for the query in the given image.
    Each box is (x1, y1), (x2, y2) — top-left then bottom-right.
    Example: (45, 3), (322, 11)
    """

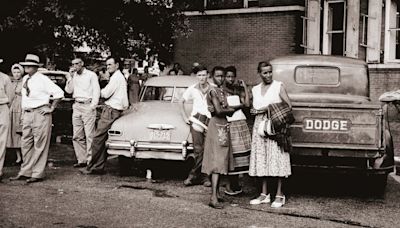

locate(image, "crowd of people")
(0, 53), (295, 210)
(0, 54), (130, 182)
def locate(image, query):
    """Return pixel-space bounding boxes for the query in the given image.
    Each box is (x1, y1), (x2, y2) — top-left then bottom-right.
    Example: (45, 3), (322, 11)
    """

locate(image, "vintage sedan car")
(38, 69), (74, 142)
(106, 76), (198, 162)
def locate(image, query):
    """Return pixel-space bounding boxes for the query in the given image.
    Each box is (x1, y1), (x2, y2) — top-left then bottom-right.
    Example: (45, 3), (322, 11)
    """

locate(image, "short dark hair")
(168, 69), (179, 75)
(106, 56), (122, 70)
(211, 66), (225, 76)
(192, 64), (208, 74)
(257, 61), (271, 73)
(225, 66), (236, 76)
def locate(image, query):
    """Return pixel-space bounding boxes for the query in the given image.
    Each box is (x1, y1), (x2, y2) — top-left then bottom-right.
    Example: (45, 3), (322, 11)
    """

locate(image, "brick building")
(174, 0), (400, 153)
(174, 0), (400, 101)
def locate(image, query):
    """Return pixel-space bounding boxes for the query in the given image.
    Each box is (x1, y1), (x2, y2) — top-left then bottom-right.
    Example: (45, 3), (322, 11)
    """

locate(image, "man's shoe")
(80, 168), (104, 175)
(26, 177), (43, 183)
(203, 180), (212, 187)
(9, 175), (29, 181)
(183, 178), (195, 186)
(73, 163), (87, 168)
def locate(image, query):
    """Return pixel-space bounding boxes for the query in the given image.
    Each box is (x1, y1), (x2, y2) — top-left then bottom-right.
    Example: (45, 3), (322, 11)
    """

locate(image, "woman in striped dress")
(223, 66), (251, 195)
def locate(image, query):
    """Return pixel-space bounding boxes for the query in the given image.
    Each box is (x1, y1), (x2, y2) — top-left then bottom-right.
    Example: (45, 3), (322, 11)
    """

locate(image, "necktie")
(23, 76), (31, 96)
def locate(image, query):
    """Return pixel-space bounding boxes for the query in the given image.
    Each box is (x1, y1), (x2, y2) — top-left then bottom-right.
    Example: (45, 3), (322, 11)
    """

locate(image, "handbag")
(257, 109), (275, 137)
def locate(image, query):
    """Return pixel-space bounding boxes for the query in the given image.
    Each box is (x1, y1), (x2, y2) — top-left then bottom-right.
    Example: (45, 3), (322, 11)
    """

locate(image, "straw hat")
(19, 54), (42, 67)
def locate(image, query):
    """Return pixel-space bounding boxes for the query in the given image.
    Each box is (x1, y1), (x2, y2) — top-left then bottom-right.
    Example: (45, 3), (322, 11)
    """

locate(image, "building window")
(385, 0), (400, 62)
(322, 0), (347, 55)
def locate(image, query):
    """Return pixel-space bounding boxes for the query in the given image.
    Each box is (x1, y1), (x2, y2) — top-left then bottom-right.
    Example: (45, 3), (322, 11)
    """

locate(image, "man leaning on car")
(65, 58), (100, 168)
(80, 56), (129, 175)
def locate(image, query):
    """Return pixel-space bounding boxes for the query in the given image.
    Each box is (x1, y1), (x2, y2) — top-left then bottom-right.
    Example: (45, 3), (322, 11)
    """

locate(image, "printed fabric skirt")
(202, 117), (231, 175)
(249, 114), (291, 177)
(227, 119), (251, 175)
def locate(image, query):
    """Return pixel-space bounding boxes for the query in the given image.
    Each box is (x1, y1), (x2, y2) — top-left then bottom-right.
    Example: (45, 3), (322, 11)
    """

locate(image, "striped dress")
(225, 85), (251, 175)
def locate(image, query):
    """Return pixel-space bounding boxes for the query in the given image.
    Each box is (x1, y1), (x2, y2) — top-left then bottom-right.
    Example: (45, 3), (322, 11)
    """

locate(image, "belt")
(24, 105), (47, 113)
(75, 99), (92, 104)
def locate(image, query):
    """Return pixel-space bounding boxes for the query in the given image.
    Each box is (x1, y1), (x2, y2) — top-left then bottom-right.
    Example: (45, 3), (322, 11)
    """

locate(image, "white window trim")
(322, 0), (347, 55)
(184, 5), (305, 16)
(384, 0), (400, 63)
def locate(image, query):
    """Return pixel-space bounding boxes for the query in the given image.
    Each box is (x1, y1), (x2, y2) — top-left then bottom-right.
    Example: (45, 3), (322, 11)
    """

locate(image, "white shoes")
(249, 193), (271, 205)
(271, 195), (286, 208)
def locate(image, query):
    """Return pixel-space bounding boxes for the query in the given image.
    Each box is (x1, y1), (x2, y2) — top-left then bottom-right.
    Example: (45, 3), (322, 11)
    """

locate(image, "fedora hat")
(20, 54), (42, 66)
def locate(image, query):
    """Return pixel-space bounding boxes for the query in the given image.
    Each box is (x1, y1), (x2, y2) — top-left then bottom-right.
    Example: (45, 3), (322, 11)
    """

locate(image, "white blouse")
(252, 80), (282, 110)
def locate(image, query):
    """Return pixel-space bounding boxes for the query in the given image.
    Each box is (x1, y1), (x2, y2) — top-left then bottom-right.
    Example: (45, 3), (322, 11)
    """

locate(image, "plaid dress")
(225, 85), (251, 175)
(249, 81), (291, 177)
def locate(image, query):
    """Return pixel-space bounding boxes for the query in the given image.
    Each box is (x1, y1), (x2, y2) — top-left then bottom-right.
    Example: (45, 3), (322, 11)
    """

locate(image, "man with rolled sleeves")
(80, 56), (128, 175)
(65, 58), (100, 168)
(0, 66), (14, 182)
(9, 54), (64, 183)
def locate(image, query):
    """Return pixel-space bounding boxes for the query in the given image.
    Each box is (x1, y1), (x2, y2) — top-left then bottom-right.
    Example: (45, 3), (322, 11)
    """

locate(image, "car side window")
(142, 86), (187, 102)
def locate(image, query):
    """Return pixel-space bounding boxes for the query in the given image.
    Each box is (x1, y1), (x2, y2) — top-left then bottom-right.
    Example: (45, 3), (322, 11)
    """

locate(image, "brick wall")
(173, 11), (303, 84)
(369, 67), (400, 156)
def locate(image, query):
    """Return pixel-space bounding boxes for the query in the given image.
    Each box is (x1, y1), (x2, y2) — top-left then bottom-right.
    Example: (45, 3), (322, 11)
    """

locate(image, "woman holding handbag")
(202, 66), (239, 209)
(249, 61), (292, 208)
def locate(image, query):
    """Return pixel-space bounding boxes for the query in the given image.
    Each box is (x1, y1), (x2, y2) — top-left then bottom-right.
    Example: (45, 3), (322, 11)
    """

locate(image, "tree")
(0, 0), (190, 71)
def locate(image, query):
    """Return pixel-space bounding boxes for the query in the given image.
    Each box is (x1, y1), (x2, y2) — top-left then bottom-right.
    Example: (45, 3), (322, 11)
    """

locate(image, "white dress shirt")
(182, 83), (212, 118)
(65, 68), (100, 106)
(101, 70), (129, 110)
(21, 72), (64, 109)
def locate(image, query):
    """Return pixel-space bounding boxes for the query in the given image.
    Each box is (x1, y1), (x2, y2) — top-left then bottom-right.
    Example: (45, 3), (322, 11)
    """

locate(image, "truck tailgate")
(291, 102), (382, 150)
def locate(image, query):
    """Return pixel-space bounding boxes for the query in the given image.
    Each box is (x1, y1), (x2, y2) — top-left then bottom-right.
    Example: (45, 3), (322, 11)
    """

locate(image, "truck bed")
(291, 102), (382, 153)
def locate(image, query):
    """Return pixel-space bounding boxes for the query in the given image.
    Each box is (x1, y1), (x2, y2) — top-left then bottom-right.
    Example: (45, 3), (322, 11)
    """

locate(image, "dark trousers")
(188, 126), (206, 180)
(87, 105), (122, 172)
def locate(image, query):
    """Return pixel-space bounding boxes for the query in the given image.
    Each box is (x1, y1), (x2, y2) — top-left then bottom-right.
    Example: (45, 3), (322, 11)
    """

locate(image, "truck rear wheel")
(368, 174), (388, 198)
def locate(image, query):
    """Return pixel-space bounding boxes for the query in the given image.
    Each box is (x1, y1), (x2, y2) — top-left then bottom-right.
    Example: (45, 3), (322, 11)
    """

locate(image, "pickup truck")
(270, 55), (394, 194)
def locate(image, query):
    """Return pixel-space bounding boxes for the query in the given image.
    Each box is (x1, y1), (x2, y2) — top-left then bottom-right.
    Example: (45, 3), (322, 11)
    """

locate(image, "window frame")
(384, 0), (400, 63)
(322, 0), (347, 55)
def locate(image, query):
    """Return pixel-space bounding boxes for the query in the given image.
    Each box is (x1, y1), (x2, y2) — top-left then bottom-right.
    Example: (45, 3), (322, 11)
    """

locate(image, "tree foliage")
(0, 0), (190, 70)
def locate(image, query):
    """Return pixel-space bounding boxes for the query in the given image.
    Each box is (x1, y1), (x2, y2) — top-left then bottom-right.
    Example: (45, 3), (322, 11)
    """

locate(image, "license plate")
(149, 129), (171, 142)
(303, 118), (351, 131)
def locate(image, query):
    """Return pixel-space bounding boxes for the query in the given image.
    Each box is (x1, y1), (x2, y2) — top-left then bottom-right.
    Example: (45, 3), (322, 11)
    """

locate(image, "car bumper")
(106, 140), (193, 161)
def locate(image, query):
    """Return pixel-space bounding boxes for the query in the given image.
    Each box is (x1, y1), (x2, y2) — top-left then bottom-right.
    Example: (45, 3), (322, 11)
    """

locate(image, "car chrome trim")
(106, 141), (193, 159)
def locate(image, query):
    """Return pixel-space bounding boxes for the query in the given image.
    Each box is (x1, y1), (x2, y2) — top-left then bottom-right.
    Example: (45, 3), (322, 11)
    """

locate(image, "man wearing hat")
(0, 66), (13, 182)
(180, 65), (213, 187)
(9, 54), (64, 183)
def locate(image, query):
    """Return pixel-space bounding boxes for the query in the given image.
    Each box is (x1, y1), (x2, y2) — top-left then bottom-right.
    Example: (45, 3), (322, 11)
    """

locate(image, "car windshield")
(141, 86), (186, 102)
